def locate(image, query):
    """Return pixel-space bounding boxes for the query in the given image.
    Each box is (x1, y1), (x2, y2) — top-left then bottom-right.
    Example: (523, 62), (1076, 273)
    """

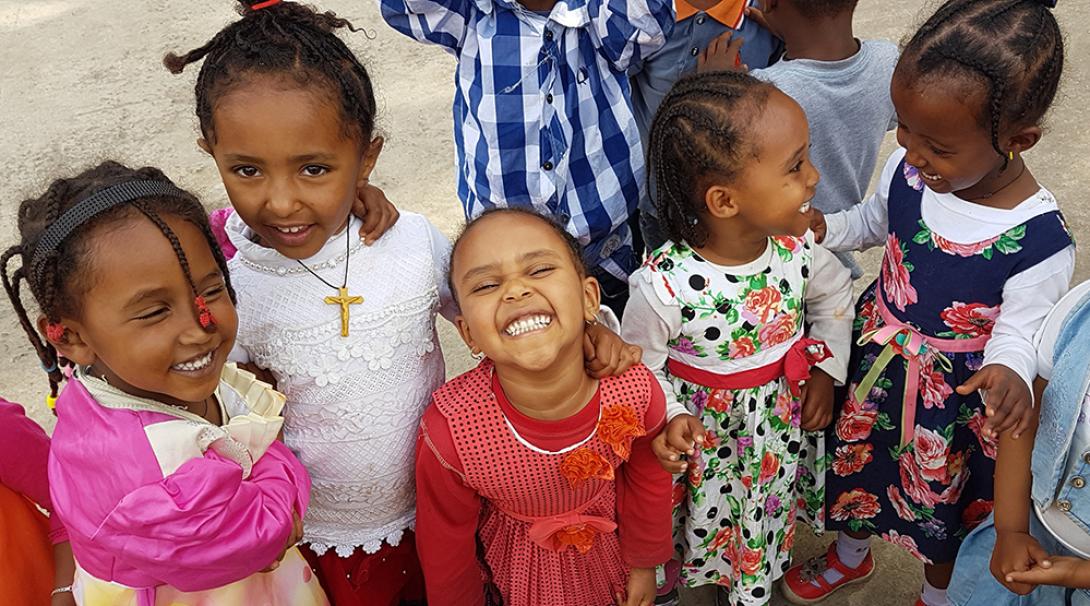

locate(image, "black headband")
(30, 180), (191, 285)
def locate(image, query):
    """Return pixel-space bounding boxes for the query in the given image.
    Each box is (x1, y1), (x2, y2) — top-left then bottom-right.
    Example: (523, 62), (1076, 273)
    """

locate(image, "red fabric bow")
(783, 337), (832, 397)
(527, 514), (618, 554)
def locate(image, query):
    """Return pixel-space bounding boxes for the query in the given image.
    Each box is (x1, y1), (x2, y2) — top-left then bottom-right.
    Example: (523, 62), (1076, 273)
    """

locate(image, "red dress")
(416, 361), (673, 606)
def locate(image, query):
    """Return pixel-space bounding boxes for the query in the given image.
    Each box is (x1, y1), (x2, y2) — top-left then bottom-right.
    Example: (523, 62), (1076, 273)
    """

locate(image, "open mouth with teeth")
(275, 225), (309, 234)
(172, 350), (215, 373)
(920, 170), (943, 182)
(503, 314), (553, 337)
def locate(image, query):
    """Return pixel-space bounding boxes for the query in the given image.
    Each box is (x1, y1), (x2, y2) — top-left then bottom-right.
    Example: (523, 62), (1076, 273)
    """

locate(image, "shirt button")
(690, 47), (699, 56)
(1059, 499), (1073, 512)
(544, 30), (554, 41)
(1084, 452), (1090, 465)
(543, 161), (554, 171)
(1074, 476), (1087, 489)
(546, 93), (553, 103)
(696, 15), (705, 24)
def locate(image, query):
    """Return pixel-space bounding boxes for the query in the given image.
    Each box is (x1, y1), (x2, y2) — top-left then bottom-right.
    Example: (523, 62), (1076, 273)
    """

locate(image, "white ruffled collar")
(225, 211), (365, 277)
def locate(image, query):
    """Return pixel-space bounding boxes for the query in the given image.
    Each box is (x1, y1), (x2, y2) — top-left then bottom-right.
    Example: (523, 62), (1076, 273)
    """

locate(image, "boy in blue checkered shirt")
(379, 0), (674, 315)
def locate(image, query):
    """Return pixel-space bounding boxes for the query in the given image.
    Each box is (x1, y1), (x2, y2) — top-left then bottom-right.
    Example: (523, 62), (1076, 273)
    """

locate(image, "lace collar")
(225, 211), (365, 277)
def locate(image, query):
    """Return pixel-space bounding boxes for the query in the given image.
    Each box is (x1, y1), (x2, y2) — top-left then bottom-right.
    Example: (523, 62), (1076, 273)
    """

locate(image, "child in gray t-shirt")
(707, 0), (897, 278)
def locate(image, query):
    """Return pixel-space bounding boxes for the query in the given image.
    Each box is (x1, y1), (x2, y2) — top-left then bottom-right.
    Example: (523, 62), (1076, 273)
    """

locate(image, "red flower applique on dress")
(597, 404), (646, 460)
(559, 448), (614, 489)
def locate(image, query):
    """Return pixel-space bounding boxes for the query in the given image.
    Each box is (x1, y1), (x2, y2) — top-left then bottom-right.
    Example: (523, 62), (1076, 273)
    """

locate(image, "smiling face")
(202, 76), (376, 260)
(890, 69), (1007, 195)
(721, 89), (818, 238)
(55, 214), (237, 408)
(451, 212), (600, 374)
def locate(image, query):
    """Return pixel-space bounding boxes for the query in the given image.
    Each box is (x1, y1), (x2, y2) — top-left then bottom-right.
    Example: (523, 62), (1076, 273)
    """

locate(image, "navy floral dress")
(823, 159), (1073, 564)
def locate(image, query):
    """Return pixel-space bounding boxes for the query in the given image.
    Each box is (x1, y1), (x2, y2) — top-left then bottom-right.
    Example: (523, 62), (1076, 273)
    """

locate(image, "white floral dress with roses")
(622, 235), (853, 605)
(820, 148), (1075, 564)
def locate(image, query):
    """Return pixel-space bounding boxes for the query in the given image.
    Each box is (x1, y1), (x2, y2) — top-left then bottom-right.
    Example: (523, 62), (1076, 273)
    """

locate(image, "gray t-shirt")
(752, 39), (898, 276)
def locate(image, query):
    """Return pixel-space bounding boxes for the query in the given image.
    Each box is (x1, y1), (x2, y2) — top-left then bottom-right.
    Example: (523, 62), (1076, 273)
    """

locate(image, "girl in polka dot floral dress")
(621, 71), (854, 606)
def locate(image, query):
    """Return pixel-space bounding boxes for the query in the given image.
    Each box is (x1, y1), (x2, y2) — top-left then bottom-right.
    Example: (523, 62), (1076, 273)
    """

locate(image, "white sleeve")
(1035, 279), (1090, 382)
(620, 274), (688, 421)
(426, 220), (458, 322)
(804, 239), (855, 384)
(822, 149), (903, 253)
(983, 245), (1075, 396)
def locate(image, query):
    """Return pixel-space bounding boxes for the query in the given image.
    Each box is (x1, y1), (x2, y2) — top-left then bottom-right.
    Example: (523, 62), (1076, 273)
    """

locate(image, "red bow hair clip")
(194, 296), (217, 330)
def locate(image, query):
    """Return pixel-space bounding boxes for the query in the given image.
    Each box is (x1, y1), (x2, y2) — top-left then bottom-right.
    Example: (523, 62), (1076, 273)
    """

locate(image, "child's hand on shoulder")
(992, 529), (1049, 595)
(352, 181), (400, 245)
(652, 413), (706, 474)
(616, 567), (656, 606)
(808, 208), (827, 243)
(583, 321), (642, 378)
(697, 31), (746, 74)
(957, 364), (1032, 440)
(799, 368), (835, 431)
(1007, 555), (1090, 590)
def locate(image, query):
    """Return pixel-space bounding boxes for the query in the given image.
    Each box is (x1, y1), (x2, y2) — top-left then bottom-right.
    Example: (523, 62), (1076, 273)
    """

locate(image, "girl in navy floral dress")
(780, 2), (1074, 606)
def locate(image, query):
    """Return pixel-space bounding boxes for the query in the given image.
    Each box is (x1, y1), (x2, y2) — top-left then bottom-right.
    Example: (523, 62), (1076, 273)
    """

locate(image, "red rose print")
(967, 412), (998, 459)
(758, 451), (781, 484)
(706, 389), (733, 414)
(899, 452), (940, 507)
(740, 546), (764, 576)
(829, 489), (881, 521)
(772, 236), (804, 254)
(881, 530), (933, 564)
(913, 426), (950, 483)
(832, 443), (874, 477)
(931, 232), (999, 258)
(743, 287), (783, 324)
(919, 362), (953, 410)
(887, 485), (917, 522)
(881, 234), (918, 312)
(940, 301), (1000, 338)
(835, 393), (878, 443)
(858, 297), (881, 335)
(758, 311), (798, 349)
(672, 481), (687, 507)
(962, 499), (994, 531)
(729, 336), (757, 358)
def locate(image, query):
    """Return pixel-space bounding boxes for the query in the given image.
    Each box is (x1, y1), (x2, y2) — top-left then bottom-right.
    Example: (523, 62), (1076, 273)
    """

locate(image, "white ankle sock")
(920, 579), (950, 606)
(812, 534), (871, 588)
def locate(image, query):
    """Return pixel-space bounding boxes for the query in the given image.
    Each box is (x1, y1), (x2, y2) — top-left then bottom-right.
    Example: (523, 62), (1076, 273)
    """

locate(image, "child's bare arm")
(990, 377), (1044, 595)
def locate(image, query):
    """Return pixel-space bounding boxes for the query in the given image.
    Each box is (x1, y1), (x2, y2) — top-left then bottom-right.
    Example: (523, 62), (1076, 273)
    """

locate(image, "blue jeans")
(950, 512), (1090, 606)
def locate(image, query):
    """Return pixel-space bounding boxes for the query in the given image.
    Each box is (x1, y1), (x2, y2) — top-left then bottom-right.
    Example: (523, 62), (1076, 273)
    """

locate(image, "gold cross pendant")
(324, 286), (364, 337)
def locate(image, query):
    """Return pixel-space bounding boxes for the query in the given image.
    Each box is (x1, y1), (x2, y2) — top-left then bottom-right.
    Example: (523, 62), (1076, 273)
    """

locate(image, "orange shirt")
(674, 0), (746, 26)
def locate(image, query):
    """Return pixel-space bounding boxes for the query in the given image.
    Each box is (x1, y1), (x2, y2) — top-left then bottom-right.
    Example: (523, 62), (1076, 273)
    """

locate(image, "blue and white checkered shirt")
(380, 0), (673, 280)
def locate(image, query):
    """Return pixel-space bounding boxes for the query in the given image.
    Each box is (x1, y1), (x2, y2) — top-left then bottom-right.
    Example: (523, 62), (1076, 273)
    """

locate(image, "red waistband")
(667, 337), (831, 396)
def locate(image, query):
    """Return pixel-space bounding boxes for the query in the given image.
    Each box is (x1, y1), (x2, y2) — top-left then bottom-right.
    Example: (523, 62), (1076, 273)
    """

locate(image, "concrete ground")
(0, 0), (1086, 603)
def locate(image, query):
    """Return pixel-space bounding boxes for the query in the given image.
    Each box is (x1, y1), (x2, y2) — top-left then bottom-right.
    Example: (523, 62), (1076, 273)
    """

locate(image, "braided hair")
(1, 162), (235, 398)
(900, 0), (1063, 161)
(646, 71), (775, 248)
(164, 1), (376, 143)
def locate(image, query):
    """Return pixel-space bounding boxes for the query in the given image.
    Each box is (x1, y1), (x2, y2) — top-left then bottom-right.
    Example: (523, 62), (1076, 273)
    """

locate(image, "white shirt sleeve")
(621, 273), (688, 421)
(1035, 279), (1090, 383)
(822, 148), (903, 253)
(984, 245), (1075, 395)
(804, 240), (855, 384)
(426, 221), (459, 323)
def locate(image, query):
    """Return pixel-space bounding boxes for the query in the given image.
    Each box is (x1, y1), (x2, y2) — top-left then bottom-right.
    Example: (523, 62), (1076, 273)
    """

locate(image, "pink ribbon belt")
(500, 488), (616, 554)
(855, 285), (989, 447)
(668, 337), (832, 397)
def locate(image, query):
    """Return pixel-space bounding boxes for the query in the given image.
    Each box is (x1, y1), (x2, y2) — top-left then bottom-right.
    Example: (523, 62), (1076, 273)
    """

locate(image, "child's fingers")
(956, 371), (988, 396)
(1026, 542), (1050, 567)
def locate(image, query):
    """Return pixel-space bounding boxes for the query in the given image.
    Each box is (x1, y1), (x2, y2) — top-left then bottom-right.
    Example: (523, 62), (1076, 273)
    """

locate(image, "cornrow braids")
(646, 71), (774, 247)
(165, 1), (377, 144)
(1, 161), (235, 398)
(448, 207), (587, 303)
(900, 0), (1064, 160)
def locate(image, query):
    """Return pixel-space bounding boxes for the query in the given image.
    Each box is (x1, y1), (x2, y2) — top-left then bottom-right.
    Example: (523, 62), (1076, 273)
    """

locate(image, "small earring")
(194, 295), (217, 330)
(45, 322), (66, 342)
(1008, 150), (1015, 161)
(471, 350), (484, 361)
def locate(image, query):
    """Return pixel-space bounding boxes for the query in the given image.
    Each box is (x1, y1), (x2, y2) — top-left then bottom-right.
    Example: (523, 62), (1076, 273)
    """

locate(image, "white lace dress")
(227, 212), (455, 556)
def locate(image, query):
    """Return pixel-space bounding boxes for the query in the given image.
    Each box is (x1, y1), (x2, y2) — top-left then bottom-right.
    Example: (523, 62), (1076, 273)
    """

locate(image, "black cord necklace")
(973, 160), (1028, 201)
(295, 227), (363, 337)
